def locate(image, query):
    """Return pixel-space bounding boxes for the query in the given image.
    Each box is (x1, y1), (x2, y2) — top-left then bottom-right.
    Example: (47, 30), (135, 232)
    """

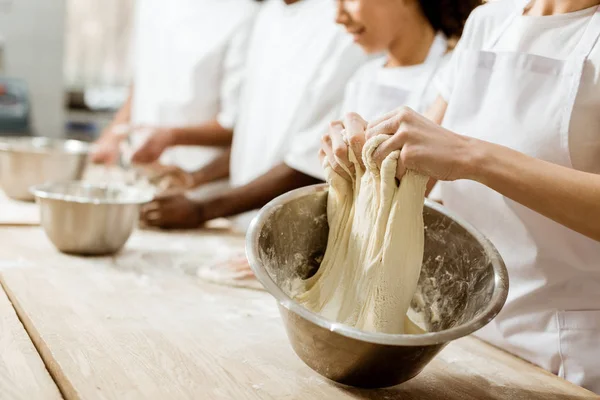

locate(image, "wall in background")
(0, 0), (66, 137)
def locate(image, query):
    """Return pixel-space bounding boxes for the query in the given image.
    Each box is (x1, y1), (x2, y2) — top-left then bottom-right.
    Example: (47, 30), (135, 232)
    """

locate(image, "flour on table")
(0, 191), (39, 226)
(108, 235), (262, 290)
(295, 135), (428, 334)
(196, 255), (265, 291)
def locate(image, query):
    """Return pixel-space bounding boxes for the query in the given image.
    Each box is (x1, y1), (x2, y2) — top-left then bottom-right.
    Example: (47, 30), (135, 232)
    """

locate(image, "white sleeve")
(284, 39), (367, 181)
(216, 16), (256, 130)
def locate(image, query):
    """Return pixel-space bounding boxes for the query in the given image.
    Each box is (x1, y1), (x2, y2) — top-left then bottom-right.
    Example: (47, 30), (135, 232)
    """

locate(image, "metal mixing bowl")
(246, 184), (509, 389)
(0, 137), (90, 201)
(30, 182), (154, 255)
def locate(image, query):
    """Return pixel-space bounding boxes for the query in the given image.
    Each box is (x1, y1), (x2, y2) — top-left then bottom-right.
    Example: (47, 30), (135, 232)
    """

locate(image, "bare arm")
(141, 163), (323, 229)
(200, 163), (323, 221)
(428, 93), (600, 240)
(189, 147), (232, 187)
(470, 141), (600, 241)
(169, 120), (233, 147)
(131, 119), (233, 164)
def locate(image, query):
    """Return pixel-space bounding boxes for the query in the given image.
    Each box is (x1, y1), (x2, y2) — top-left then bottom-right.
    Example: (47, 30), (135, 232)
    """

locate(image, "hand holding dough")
(296, 135), (428, 334)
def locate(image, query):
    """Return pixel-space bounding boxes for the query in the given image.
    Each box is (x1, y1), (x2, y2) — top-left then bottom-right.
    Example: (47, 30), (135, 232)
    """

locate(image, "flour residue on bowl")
(259, 214), (492, 336)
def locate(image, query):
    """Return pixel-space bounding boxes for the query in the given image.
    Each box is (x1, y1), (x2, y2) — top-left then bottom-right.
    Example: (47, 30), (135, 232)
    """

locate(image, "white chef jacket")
(130, 0), (259, 197)
(229, 0), (368, 229)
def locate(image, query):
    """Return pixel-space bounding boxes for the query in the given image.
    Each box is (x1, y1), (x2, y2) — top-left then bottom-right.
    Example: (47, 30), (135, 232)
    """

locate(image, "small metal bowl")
(247, 184), (508, 389)
(0, 137), (90, 201)
(30, 182), (154, 255)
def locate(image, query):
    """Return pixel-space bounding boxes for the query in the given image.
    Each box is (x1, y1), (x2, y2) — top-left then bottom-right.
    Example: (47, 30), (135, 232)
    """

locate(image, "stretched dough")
(295, 135), (428, 334)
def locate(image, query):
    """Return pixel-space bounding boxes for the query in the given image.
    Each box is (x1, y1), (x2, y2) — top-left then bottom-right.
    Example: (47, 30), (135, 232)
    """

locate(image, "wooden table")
(0, 280), (61, 399)
(0, 226), (596, 400)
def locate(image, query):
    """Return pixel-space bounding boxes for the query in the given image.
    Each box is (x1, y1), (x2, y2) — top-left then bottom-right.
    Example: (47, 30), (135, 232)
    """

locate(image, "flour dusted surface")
(296, 135), (428, 334)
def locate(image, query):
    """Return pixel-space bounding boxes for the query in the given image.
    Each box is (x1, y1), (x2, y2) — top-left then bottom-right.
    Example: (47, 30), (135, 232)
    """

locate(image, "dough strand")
(296, 135), (428, 334)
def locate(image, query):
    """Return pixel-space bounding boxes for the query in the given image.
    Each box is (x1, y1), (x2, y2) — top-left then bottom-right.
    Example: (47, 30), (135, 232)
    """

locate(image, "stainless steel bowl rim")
(0, 137), (91, 155)
(30, 182), (155, 205)
(246, 184), (509, 347)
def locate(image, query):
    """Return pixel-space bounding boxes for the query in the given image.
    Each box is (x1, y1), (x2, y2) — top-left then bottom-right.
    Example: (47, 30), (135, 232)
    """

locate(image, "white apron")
(441, 4), (600, 393)
(344, 33), (448, 121)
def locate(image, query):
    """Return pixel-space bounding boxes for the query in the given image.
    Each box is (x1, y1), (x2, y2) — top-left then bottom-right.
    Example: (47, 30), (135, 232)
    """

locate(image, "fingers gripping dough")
(296, 135), (428, 334)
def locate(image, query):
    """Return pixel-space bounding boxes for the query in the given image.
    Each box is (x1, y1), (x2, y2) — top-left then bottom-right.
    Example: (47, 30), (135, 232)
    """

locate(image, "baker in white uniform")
(91, 0), (260, 198)
(324, 0), (600, 393)
(139, 0), (368, 230)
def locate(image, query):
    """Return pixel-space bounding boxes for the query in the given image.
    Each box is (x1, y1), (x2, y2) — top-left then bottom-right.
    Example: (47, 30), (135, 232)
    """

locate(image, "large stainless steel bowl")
(0, 137), (90, 201)
(30, 182), (154, 255)
(246, 184), (509, 389)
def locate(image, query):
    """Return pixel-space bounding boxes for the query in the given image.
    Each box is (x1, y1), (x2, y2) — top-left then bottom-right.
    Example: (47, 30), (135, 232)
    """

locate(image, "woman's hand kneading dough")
(366, 106), (477, 181)
(320, 112), (369, 180)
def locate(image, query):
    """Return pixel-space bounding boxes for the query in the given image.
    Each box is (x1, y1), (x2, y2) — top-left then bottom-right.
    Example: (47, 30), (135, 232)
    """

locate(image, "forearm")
(467, 140), (600, 241)
(170, 120), (233, 147)
(190, 148), (231, 187)
(202, 163), (323, 220)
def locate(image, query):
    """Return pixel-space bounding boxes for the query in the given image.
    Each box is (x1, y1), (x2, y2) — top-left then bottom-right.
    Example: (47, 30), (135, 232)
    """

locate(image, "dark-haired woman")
(322, 0), (481, 179)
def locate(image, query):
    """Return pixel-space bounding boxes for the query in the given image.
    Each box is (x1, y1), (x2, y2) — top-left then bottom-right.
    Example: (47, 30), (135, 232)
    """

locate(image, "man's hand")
(131, 127), (176, 164)
(140, 193), (208, 230)
(136, 163), (195, 192)
(91, 135), (121, 165)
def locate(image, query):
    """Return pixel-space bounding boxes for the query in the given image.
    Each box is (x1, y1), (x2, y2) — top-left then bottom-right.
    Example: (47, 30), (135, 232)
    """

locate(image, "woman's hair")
(418, 0), (483, 39)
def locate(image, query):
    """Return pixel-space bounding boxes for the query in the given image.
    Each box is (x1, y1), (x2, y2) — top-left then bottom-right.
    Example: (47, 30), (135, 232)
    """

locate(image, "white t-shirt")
(131, 0), (259, 173)
(230, 0), (368, 185)
(342, 33), (449, 121)
(437, 0), (600, 174)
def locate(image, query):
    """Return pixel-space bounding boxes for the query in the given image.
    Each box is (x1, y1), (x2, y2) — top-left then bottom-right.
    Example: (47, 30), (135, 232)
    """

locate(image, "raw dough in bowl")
(296, 135), (428, 334)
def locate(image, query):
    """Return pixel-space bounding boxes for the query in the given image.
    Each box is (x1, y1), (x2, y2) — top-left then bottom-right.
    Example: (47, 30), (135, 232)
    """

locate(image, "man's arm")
(169, 120), (234, 147)
(200, 163), (323, 220)
(131, 119), (233, 164)
(141, 163), (322, 229)
(189, 147), (232, 188)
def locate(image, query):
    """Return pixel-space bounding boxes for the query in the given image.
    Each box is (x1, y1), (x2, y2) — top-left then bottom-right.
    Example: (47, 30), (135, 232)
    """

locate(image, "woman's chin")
(363, 46), (386, 56)
(355, 40), (383, 55)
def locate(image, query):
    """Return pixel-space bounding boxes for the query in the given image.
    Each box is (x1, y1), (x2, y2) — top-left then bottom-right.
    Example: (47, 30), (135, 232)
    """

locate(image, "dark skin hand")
(189, 148), (231, 188)
(141, 163), (323, 229)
